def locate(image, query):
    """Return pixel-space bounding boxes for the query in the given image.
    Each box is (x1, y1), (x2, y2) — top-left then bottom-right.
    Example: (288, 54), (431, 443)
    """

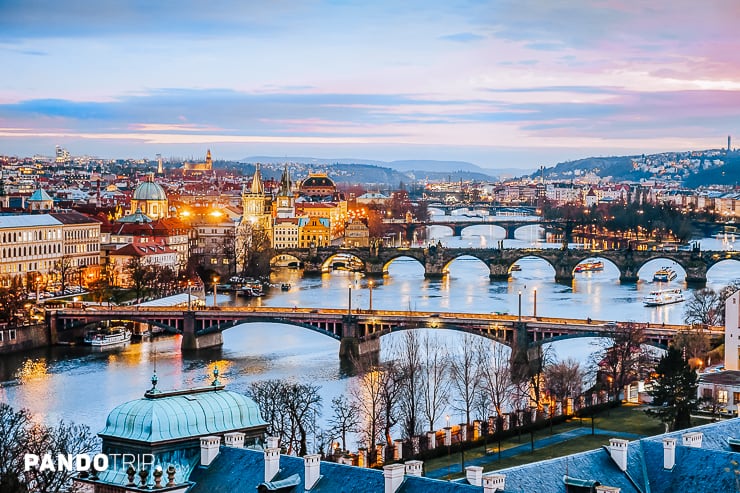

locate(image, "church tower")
(241, 164), (273, 235)
(205, 149), (212, 170)
(275, 164), (295, 218)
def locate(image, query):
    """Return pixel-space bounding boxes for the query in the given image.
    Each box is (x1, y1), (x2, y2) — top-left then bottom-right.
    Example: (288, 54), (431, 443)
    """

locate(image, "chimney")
(482, 473), (505, 493)
(465, 465), (483, 486)
(304, 454), (321, 490)
(264, 446), (280, 482)
(266, 436), (279, 449)
(682, 431), (703, 448)
(383, 463), (405, 493)
(224, 432), (245, 449)
(200, 436), (220, 466)
(405, 460), (423, 477)
(663, 437), (676, 469)
(596, 487), (621, 493)
(608, 438), (628, 471)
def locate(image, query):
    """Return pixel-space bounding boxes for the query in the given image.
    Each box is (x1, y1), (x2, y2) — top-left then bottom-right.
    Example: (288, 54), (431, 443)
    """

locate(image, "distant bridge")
(276, 245), (740, 285)
(51, 306), (722, 361)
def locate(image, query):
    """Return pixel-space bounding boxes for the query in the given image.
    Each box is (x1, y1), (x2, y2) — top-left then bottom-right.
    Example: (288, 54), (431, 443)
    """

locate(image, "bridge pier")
(181, 312), (223, 350)
(365, 261), (387, 278)
(339, 315), (380, 369)
(488, 262), (510, 281)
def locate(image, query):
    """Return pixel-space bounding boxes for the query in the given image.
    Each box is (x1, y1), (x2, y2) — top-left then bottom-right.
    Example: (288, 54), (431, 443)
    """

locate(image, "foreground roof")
(99, 386), (266, 444)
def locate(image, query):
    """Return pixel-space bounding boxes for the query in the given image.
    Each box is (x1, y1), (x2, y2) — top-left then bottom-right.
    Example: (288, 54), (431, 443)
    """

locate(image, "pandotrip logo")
(24, 453), (155, 473)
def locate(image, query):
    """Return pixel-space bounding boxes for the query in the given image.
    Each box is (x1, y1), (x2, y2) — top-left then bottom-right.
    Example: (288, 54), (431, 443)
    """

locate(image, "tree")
(544, 358), (584, 401)
(448, 334), (485, 425)
(0, 403), (97, 493)
(671, 325), (711, 364)
(593, 322), (652, 400)
(684, 288), (722, 326)
(419, 332), (450, 432)
(246, 380), (322, 456)
(392, 331), (422, 438)
(125, 257), (154, 301)
(237, 223), (273, 279)
(327, 395), (360, 453)
(645, 347), (699, 432)
(54, 255), (78, 295)
(479, 342), (514, 417)
(0, 276), (28, 326)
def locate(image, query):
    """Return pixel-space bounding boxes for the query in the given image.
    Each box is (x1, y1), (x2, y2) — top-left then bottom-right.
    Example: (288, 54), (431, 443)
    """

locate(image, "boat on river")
(574, 259), (604, 273)
(653, 267), (677, 282)
(84, 327), (131, 346)
(643, 288), (685, 307)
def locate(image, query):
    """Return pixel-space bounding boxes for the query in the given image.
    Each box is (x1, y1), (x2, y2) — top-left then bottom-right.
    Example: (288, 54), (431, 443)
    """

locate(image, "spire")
(279, 164), (292, 196)
(251, 164), (264, 195)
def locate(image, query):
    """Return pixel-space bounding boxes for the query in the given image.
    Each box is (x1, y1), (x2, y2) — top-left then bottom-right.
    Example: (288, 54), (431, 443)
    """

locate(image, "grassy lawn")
(424, 403), (716, 476)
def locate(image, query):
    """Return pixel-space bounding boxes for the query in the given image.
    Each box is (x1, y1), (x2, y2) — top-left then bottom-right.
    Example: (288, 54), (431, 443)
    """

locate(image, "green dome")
(133, 181), (167, 201)
(99, 387), (266, 444)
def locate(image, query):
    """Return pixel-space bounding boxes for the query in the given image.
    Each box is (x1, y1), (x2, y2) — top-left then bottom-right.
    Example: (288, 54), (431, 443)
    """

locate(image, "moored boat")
(653, 267), (677, 282)
(84, 327), (132, 346)
(574, 259), (604, 273)
(643, 288), (685, 307)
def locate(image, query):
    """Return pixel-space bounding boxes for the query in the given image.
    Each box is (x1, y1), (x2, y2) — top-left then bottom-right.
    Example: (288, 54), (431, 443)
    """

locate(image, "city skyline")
(1, 1), (739, 168)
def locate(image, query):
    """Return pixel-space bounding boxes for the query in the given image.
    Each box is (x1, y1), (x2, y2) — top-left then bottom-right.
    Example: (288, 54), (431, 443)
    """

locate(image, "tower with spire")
(240, 164), (273, 236)
(275, 164), (295, 218)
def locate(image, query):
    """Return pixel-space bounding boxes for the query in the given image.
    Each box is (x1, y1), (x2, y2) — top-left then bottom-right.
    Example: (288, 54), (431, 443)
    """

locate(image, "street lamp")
(187, 281), (192, 311)
(445, 414), (451, 480)
(347, 283), (352, 316)
(368, 280), (374, 312)
(518, 290), (522, 323)
(533, 288), (537, 319)
(212, 276), (219, 308)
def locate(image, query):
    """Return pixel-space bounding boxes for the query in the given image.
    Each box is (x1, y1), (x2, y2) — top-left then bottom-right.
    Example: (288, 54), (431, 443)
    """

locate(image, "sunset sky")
(1, 1), (738, 168)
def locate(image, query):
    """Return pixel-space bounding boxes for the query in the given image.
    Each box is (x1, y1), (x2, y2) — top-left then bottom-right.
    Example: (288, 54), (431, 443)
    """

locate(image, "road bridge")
(276, 244), (739, 285)
(50, 306), (722, 364)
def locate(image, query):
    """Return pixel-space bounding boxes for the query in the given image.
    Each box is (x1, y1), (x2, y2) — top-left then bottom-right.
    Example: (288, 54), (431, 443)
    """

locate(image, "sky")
(1, 0), (739, 169)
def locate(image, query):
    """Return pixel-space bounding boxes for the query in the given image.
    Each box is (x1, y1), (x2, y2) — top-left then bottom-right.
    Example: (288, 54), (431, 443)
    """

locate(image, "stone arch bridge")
(277, 245), (738, 285)
(50, 307), (719, 366)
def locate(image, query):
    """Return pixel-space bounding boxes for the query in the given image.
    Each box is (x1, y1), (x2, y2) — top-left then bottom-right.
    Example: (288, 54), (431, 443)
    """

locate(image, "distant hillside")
(239, 156), (498, 184)
(536, 155), (645, 181)
(684, 151), (740, 187)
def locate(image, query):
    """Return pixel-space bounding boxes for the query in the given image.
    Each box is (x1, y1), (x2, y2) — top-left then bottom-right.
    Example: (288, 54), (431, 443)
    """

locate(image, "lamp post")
(212, 276), (219, 308)
(35, 275), (41, 305)
(445, 414), (451, 480)
(187, 281), (192, 311)
(518, 290), (522, 323)
(533, 288), (537, 319)
(347, 283), (352, 316)
(368, 280), (374, 312)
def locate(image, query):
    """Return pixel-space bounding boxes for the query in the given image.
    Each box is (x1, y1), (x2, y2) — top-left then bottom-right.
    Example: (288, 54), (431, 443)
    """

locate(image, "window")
(211, 258), (218, 264)
(703, 388), (713, 399)
(718, 390), (729, 404)
(733, 392), (740, 406)
(0, 331), (3, 342)
(8, 330), (16, 341)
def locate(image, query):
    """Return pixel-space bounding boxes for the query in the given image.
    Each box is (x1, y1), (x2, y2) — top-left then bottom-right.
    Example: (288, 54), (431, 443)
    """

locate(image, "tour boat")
(280, 283), (291, 291)
(574, 260), (604, 273)
(84, 327), (132, 346)
(653, 267), (677, 282)
(643, 288), (685, 307)
(510, 264), (522, 272)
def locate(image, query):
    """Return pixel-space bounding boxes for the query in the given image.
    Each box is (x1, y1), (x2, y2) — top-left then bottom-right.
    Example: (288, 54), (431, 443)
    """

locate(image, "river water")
(1, 220), (738, 447)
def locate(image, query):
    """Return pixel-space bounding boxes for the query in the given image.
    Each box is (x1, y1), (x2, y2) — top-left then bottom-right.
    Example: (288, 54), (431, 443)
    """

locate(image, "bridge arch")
(426, 224), (455, 238)
(706, 257), (740, 282)
(320, 252), (366, 273)
(442, 254), (491, 277)
(512, 224), (544, 242)
(270, 253), (303, 268)
(459, 224), (506, 240)
(196, 319), (342, 340)
(572, 256), (621, 278)
(381, 254), (425, 273)
(635, 257), (688, 282)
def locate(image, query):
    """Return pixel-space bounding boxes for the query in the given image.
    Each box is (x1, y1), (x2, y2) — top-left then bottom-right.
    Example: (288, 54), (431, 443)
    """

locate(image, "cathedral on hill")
(182, 149), (213, 172)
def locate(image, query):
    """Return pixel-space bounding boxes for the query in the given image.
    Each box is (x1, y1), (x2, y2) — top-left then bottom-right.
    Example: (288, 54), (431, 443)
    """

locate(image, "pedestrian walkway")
(425, 427), (643, 479)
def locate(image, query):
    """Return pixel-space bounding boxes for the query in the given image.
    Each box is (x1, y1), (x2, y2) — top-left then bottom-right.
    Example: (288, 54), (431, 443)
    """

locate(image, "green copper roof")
(133, 180), (167, 201)
(99, 386), (266, 444)
(28, 188), (53, 202)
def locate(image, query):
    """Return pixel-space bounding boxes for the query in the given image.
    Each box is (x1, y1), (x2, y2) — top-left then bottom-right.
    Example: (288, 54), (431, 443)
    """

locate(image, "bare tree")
(448, 333), (485, 425)
(350, 367), (385, 452)
(379, 363), (406, 446)
(684, 288), (722, 326)
(0, 403), (97, 493)
(54, 255), (77, 295)
(420, 332), (450, 431)
(247, 380), (322, 456)
(237, 223), (274, 279)
(479, 342), (514, 416)
(328, 395), (360, 453)
(392, 331), (422, 438)
(544, 358), (584, 401)
(592, 322), (653, 399)
(0, 276), (28, 326)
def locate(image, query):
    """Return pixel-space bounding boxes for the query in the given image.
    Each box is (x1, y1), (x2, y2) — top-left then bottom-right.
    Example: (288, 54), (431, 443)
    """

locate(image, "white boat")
(643, 289), (685, 307)
(84, 327), (132, 346)
(653, 267), (677, 282)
